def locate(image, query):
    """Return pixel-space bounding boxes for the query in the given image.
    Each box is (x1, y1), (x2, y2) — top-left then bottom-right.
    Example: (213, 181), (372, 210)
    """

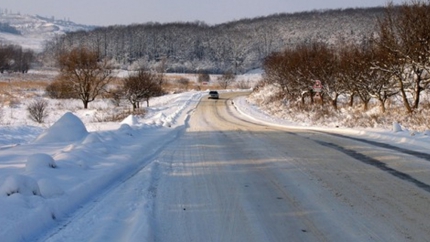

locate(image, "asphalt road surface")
(43, 92), (430, 241)
(151, 92), (430, 241)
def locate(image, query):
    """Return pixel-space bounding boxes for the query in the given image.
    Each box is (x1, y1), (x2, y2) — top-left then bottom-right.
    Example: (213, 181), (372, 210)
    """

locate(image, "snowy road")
(42, 92), (430, 241)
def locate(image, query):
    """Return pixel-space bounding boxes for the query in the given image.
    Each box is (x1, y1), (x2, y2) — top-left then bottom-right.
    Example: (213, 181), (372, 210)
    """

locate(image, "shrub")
(235, 79), (251, 89)
(197, 72), (210, 83)
(177, 77), (190, 90)
(93, 108), (146, 122)
(104, 88), (123, 107)
(45, 79), (78, 99)
(217, 71), (235, 89)
(27, 99), (48, 123)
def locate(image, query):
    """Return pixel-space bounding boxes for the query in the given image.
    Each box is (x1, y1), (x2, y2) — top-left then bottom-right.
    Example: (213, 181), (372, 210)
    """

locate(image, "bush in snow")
(0, 174), (41, 197)
(25, 153), (57, 172)
(27, 98), (49, 123)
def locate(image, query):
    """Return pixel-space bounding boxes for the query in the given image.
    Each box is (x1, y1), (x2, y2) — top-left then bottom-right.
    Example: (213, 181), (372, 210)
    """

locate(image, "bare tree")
(376, 1), (430, 112)
(364, 41), (399, 113)
(263, 49), (301, 102)
(177, 77), (190, 90)
(0, 45), (13, 73)
(304, 42), (341, 108)
(375, 12), (412, 113)
(338, 43), (375, 111)
(57, 47), (113, 109)
(0, 44), (34, 73)
(122, 69), (163, 110)
(395, 1), (430, 109)
(27, 99), (48, 123)
(217, 71), (236, 89)
(197, 72), (210, 84)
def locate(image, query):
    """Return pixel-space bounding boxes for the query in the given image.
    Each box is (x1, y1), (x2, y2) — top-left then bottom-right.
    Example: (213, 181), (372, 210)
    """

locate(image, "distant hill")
(44, 7), (386, 73)
(0, 22), (20, 35)
(1, 7), (387, 73)
(0, 10), (95, 51)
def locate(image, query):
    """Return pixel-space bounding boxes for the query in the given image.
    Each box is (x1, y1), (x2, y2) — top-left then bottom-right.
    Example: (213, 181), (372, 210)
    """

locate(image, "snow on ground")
(235, 96), (430, 152)
(0, 91), (203, 241)
(0, 89), (429, 241)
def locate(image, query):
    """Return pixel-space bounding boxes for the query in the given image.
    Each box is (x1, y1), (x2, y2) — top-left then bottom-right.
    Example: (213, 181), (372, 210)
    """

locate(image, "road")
(42, 92), (430, 241)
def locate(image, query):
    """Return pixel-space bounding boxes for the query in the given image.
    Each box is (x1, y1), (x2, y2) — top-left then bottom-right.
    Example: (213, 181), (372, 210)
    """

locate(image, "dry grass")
(92, 108), (146, 122)
(0, 80), (49, 90)
(0, 72), (53, 99)
(0, 79), (50, 107)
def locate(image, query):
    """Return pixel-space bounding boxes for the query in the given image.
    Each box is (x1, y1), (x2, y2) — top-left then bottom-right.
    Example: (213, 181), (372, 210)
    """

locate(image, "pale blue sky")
(2, 0), (406, 26)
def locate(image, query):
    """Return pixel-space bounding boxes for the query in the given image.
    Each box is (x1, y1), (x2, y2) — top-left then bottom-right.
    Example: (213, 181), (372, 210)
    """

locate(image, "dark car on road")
(208, 91), (219, 99)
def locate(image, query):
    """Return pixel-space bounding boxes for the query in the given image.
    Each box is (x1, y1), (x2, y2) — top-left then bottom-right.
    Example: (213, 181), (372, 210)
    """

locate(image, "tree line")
(0, 44), (34, 73)
(41, 7), (383, 74)
(262, 1), (430, 114)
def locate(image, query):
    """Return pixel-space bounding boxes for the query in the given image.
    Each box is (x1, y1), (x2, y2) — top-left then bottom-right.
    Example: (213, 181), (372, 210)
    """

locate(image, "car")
(208, 90), (219, 99)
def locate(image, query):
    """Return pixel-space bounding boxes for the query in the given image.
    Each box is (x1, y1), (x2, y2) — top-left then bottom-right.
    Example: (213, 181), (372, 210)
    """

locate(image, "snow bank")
(0, 91), (205, 241)
(393, 121), (402, 132)
(38, 179), (64, 198)
(25, 153), (57, 172)
(0, 174), (41, 197)
(34, 112), (88, 143)
(120, 115), (139, 126)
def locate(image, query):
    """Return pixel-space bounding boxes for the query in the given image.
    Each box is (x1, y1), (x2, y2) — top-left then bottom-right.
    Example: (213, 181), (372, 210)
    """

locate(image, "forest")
(0, 44), (34, 73)
(42, 7), (384, 74)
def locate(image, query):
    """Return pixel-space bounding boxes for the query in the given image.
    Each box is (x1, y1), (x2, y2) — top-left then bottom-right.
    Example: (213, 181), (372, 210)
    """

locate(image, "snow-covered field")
(0, 84), (429, 241)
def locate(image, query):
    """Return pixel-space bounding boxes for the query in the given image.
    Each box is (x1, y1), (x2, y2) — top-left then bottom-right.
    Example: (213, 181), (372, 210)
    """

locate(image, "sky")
(2, 0), (406, 26)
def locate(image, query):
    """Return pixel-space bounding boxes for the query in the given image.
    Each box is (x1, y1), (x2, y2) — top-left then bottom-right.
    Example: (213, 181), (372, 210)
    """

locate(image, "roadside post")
(313, 80), (323, 105)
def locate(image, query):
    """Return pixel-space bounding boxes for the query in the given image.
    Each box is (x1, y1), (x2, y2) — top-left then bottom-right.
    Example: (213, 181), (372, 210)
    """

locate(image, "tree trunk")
(349, 93), (354, 107)
(83, 100), (89, 109)
(331, 93), (339, 109)
(412, 68), (424, 110)
(378, 98), (386, 113)
(398, 79), (413, 113)
(331, 99), (337, 109)
(363, 100), (369, 111)
(413, 83), (422, 110)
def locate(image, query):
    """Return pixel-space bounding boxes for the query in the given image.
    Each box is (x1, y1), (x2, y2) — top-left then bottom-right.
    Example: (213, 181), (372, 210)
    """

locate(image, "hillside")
(222, 7), (383, 46)
(43, 7), (385, 73)
(0, 10), (95, 51)
(1, 7), (385, 71)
